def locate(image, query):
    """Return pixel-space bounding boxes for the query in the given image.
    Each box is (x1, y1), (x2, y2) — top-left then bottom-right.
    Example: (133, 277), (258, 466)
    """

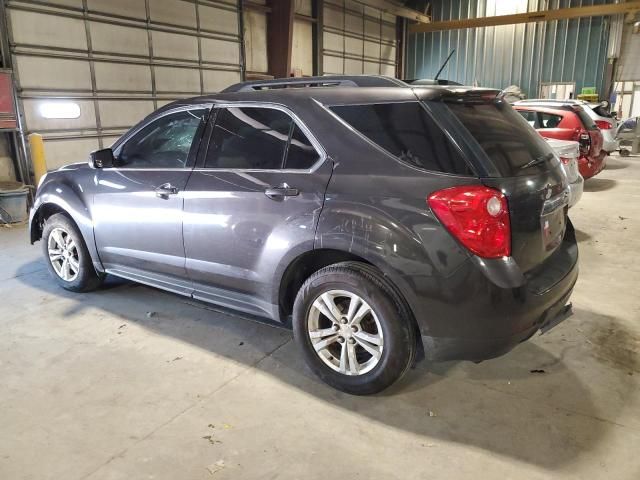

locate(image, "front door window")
(116, 109), (207, 169)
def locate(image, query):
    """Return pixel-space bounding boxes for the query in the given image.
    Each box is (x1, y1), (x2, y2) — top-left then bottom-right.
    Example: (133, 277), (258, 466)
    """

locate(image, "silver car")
(516, 99), (619, 153)
(546, 138), (583, 208)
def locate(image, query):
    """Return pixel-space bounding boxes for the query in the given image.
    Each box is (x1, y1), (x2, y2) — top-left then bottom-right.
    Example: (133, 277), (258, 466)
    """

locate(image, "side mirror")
(89, 148), (115, 169)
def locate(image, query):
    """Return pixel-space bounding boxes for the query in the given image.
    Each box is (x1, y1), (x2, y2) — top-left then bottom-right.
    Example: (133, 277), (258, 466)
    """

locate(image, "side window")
(329, 102), (473, 175)
(206, 107), (292, 169)
(117, 109), (207, 168)
(538, 112), (563, 129)
(285, 125), (320, 169)
(518, 110), (539, 128)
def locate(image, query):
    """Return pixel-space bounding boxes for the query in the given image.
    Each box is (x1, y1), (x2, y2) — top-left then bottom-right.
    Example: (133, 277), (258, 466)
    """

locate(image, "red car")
(514, 104), (606, 179)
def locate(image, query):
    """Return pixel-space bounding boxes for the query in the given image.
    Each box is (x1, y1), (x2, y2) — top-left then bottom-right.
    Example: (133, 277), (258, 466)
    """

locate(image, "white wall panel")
(94, 62), (152, 92)
(365, 19), (379, 38)
(322, 0), (397, 77)
(243, 10), (268, 74)
(90, 22), (149, 56)
(88, 0), (147, 19)
(16, 56), (92, 90)
(44, 138), (99, 169)
(203, 69), (242, 93)
(8, 0), (242, 168)
(154, 66), (200, 93)
(345, 36), (363, 56)
(344, 58), (363, 74)
(152, 31), (199, 61)
(10, 10), (87, 51)
(364, 40), (379, 59)
(344, 13), (363, 35)
(296, 0), (312, 17)
(149, 0), (196, 27)
(23, 99), (96, 132)
(46, 0), (82, 7)
(324, 32), (343, 52)
(323, 55), (343, 75)
(380, 63), (395, 76)
(364, 61), (380, 74)
(292, 20), (313, 76)
(617, 24), (640, 81)
(98, 100), (155, 128)
(199, 5), (238, 35)
(201, 37), (240, 65)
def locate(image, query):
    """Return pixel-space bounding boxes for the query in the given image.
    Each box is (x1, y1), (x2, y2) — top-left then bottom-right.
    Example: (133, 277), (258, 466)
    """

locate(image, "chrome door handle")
(155, 183), (179, 198)
(264, 185), (299, 199)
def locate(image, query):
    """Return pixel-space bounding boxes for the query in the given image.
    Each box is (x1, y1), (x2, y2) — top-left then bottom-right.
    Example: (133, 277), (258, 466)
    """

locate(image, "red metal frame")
(0, 69), (18, 131)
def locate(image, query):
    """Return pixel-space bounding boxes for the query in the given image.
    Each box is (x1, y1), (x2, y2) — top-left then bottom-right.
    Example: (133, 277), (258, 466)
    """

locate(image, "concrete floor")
(1, 154), (639, 480)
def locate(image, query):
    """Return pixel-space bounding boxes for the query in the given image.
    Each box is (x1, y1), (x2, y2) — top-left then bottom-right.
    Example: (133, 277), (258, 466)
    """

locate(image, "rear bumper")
(413, 223), (579, 362)
(422, 285), (575, 362)
(601, 131), (619, 153)
(579, 152), (606, 179)
(568, 174), (584, 208)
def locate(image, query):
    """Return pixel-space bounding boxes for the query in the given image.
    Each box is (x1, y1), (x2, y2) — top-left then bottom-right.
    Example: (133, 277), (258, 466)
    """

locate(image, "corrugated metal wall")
(6, 0), (243, 169)
(407, 0), (612, 98)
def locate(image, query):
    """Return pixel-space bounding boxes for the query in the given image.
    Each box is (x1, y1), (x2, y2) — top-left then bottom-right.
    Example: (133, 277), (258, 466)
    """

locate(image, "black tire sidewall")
(293, 266), (413, 395)
(41, 213), (101, 292)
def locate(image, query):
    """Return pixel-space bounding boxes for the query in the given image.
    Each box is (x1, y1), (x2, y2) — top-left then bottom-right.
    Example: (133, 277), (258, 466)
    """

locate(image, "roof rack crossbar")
(222, 75), (407, 93)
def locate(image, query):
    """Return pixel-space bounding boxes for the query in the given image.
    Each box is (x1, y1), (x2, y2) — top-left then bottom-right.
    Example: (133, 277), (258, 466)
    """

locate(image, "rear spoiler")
(415, 87), (503, 103)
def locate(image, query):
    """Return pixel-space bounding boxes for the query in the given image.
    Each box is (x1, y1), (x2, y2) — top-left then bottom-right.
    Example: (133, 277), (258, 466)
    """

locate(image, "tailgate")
(444, 99), (570, 272)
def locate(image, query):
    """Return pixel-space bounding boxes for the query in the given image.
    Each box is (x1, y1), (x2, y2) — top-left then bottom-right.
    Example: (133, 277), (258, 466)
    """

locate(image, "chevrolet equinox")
(30, 76), (578, 395)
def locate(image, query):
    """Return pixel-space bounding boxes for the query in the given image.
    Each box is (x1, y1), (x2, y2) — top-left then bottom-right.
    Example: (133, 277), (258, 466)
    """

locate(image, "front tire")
(293, 262), (415, 395)
(42, 213), (104, 292)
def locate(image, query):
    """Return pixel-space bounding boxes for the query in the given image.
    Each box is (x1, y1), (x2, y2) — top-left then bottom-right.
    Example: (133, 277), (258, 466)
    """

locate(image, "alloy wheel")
(47, 227), (80, 282)
(307, 289), (383, 376)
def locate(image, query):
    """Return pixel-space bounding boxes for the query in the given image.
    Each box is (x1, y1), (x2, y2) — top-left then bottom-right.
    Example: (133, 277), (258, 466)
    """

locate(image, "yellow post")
(28, 133), (47, 186)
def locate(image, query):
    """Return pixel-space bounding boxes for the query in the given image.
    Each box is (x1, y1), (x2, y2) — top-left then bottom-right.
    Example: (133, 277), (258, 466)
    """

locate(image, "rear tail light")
(427, 186), (511, 259)
(595, 120), (612, 130)
(560, 156), (571, 165)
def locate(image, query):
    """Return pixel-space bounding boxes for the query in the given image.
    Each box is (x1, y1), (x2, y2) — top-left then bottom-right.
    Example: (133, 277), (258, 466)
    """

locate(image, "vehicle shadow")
(574, 229), (592, 243)
(14, 261), (638, 471)
(604, 158), (629, 170)
(584, 178), (617, 192)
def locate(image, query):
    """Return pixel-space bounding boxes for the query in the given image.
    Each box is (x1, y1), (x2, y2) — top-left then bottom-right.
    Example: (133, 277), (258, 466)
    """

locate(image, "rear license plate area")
(541, 191), (569, 252)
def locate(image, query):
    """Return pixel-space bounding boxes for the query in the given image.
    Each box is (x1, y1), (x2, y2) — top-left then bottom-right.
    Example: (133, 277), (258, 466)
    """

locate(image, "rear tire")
(42, 213), (104, 292)
(293, 261), (415, 395)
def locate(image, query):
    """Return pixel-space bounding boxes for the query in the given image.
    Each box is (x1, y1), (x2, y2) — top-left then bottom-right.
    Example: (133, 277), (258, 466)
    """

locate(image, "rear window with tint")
(329, 102), (474, 175)
(446, 101), (556, 177)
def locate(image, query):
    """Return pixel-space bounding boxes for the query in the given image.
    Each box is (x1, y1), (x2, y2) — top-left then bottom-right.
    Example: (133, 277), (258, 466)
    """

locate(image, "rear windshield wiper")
(519, 152), (554, 170)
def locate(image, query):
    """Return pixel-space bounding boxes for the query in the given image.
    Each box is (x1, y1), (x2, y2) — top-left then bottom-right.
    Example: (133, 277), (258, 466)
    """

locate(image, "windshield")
(446, 101), (558, 177)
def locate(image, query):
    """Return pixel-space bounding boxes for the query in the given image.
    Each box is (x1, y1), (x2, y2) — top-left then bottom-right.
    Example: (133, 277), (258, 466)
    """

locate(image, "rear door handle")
(155, 183), (179, 198)
(264, 185), (299, 199)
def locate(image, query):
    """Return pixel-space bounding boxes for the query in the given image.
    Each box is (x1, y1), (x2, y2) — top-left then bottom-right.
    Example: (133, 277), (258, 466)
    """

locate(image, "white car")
(516, 99), (619, 153)
(546, 138), (583, 208)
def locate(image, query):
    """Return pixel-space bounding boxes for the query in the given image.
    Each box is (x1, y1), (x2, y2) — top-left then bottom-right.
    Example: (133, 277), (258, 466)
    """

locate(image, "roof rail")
(221, 75), (408, 93)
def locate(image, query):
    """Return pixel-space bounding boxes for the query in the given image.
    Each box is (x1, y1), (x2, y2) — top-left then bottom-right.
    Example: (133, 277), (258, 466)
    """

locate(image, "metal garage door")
(6, 0), (242, 169)
(322, 0), (397, 77)
(242, 0), (314, 78)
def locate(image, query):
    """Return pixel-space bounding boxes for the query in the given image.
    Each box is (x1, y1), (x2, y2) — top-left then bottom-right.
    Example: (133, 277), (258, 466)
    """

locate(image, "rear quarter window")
(329, 102), (474, 176)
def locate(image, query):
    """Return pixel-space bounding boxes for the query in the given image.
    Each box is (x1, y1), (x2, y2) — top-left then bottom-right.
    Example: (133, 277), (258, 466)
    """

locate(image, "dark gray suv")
(30, 76), (578, 395)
